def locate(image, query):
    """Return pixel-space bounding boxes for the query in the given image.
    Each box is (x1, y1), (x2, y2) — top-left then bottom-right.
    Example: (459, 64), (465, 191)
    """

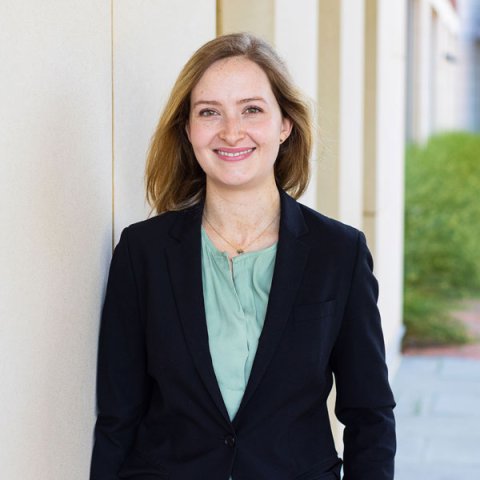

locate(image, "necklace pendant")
(236, 248), (244, 254)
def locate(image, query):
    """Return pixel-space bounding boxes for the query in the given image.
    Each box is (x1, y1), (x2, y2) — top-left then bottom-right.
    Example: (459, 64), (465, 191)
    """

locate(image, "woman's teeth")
(216, 148), (254, 157)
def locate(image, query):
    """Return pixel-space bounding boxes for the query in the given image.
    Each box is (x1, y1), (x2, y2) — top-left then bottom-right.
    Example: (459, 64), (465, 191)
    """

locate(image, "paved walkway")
(393, 300), (480, 479)
(393, 355), (480, 479)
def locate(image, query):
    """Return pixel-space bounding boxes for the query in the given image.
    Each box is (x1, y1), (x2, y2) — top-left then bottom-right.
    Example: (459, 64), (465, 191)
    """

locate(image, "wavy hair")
(145, 32), (313, 213)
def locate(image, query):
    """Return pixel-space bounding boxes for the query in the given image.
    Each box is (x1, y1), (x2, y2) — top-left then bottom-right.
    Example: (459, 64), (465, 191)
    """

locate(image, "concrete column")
(218, 0), (275, 43)
(317, 0), (365, 229)
(375, 0), (407, 368)
(363, 0), (378, 253)
(317, 0), (341, 218)
(0, 1), (112, 478)
(338, 0), (365, 229)
(417, 0), (434, 142)
(363, 0), (406, 371)
(113, 0), (216, 241)
(274, 0), (319, 209)
(218, 0), (320, 209)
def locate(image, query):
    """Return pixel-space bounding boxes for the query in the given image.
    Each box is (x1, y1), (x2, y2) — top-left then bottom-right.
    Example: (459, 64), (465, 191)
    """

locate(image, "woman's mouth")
(214, 147), (255, 161)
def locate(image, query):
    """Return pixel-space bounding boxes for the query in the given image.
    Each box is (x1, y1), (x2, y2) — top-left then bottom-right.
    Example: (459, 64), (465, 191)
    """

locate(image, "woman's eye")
(198, 109), (218, 117)
(244, 106), (262, 114)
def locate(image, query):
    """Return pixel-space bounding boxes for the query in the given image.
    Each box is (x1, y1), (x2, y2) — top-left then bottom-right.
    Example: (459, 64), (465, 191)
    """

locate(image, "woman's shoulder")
(119, 206), (200, 250)
(127, 209), (184, 232)
(298, 202), (361, 245)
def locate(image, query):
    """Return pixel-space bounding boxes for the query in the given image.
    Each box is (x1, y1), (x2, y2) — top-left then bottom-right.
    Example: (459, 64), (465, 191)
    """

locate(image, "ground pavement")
(392, 301), (480, 479)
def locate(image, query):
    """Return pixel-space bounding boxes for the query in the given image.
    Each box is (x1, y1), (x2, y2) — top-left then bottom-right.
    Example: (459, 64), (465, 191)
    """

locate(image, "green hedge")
(403, 132), (480, 346)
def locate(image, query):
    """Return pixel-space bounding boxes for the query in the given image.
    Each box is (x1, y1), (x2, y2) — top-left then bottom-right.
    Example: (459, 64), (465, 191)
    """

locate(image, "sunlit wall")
(1, 0), (409, 477)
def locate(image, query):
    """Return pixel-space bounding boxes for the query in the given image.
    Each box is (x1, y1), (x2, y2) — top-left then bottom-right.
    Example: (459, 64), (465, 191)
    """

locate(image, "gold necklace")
(203, 213), (279, 255)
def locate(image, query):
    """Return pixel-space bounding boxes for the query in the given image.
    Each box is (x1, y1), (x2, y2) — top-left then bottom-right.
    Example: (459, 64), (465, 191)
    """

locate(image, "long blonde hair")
(145, 33), (313, 214)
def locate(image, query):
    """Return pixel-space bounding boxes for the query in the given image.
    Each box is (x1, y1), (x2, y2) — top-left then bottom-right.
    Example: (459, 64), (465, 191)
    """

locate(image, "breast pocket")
(275, 300), (337, 387)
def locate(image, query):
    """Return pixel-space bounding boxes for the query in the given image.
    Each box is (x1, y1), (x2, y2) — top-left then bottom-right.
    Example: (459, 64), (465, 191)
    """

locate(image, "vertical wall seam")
(271, 0), (276, 46)
(111, 0), (115, 252)
(216, 0), (222, 36)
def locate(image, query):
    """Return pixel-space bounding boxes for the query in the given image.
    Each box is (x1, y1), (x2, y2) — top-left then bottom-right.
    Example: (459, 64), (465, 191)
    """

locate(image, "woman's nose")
(219, 116), (245, 144)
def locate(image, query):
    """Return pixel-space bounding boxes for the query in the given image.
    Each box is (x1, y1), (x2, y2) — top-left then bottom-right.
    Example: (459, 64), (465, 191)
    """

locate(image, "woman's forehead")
(191, 57), (275, 102)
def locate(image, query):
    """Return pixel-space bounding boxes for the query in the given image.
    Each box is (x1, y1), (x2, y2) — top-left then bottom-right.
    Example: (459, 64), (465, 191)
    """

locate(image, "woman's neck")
(202, 181), (281, 253)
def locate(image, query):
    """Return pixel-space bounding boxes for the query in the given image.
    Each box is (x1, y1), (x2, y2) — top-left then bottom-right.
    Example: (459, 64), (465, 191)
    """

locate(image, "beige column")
(218, 0), (320, 208)
(0, 1), (112, 478)
(317, 0), (365, 229)
(363, 0), (378, 253)
(113, 0), (216, 241)
(417, 0), (434, 142)
(218, 0), (275, 42)
(317, 0), (341, 218)
(338, 0), (366, 229)
(364, 0), (407, 371)
(274, 0), (319, 208)
(373, 0), (408, 370)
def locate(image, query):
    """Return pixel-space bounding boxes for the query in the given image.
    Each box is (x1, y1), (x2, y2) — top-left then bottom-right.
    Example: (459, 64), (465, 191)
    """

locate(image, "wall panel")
(113, 0), (216, 240)
(218, 0), (275, 42)
(375, 0), (407, 367)
(275, 0), (319, 208)
(0, 1), (112, 478)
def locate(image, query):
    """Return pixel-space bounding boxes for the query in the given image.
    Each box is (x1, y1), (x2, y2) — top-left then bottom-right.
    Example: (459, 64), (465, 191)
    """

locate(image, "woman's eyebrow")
(192, 97), (267, 108)
(238, 97), (267, 104)
(192, 100), (221, 108)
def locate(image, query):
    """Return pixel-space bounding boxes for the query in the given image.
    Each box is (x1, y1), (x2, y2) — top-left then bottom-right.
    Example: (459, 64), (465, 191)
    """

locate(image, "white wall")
(316, 0), (366, 231)
(0, 0), (409, 476)
(274, 0), (319, 208)
(0, 1), (112, 478)
(113, 0), (216, 241)
(0, 1), (216, 478)
(219, 0), (275, 44)
(375, 0), (407, 368)
(338, 0), (365, 230)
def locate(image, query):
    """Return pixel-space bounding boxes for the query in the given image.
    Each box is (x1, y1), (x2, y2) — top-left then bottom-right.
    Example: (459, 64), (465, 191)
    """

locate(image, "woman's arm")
(90, 228), (152, 480)
(331, 231), (396, 480)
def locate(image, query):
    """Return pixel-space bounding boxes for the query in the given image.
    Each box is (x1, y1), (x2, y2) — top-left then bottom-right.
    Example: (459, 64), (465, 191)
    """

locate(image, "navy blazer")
(90, 189), (396, 480)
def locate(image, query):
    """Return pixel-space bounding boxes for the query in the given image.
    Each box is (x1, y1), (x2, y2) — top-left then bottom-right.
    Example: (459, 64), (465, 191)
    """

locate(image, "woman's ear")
(280, 116), (293, 142)
(185, 122), (191, 142)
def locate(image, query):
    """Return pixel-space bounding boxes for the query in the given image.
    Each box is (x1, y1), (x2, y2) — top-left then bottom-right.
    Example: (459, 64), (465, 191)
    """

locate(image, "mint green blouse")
(200, 226), (277, 421)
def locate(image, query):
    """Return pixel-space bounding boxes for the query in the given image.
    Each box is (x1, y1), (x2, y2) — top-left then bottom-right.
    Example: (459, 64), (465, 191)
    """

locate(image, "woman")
(90, 33), (396, 480)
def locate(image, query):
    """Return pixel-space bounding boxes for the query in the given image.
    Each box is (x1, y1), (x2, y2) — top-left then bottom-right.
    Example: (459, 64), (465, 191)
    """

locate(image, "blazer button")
(224, 434), (236, 448)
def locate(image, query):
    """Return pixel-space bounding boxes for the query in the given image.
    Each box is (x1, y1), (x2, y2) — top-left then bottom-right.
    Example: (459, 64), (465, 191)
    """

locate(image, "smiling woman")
(144, 33), (312, 216)
(90, 32), (396, 480)
(186, 56), (292, 208)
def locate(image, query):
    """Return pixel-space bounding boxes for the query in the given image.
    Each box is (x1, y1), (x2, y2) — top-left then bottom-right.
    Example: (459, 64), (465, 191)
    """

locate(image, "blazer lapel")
(165, 203), (232, 426)
(233, 190), (310, 424)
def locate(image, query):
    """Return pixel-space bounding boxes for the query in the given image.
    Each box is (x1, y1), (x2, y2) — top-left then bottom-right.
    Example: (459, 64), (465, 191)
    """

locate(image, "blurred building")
(406, 0), (480, 142)
(458, 0), (480, 131)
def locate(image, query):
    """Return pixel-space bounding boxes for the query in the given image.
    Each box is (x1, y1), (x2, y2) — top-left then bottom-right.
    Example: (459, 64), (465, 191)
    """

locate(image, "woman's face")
(186, 56), (292, 193)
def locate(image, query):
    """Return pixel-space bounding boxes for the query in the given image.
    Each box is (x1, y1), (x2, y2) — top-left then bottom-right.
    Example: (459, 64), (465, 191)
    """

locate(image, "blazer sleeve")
(330, 231), (396, 480)
(90, 228), (152, 480)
